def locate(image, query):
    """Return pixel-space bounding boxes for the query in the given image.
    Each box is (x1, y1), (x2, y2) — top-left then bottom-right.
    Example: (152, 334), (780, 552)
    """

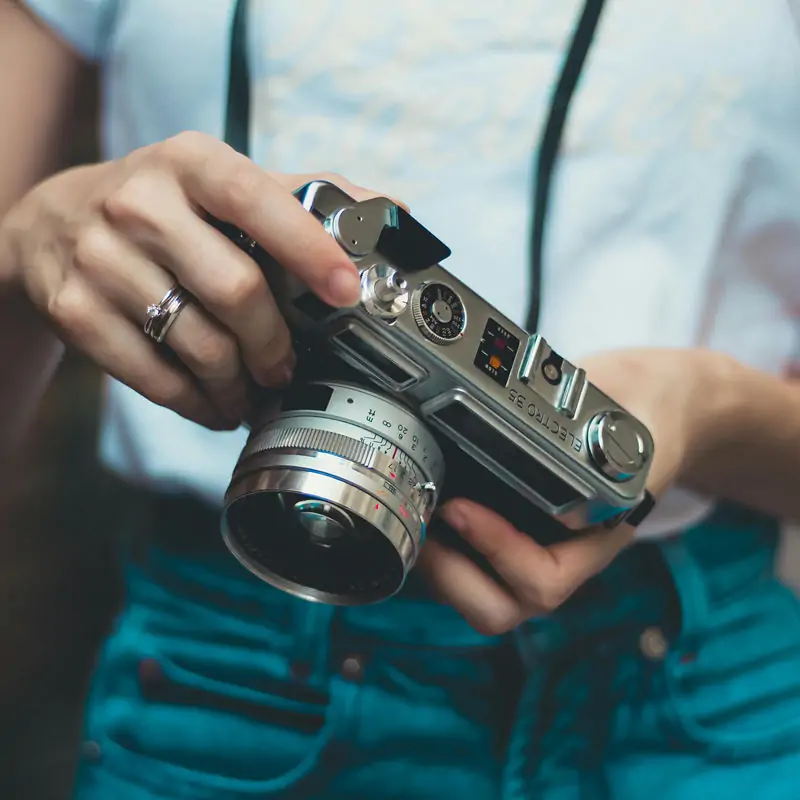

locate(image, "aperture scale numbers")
(363, 407), (430, 465)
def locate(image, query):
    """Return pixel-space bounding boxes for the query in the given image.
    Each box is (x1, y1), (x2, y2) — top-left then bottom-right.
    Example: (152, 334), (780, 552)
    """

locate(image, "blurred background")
(0, 65), (124, 800)
(1, 56), (799, 800)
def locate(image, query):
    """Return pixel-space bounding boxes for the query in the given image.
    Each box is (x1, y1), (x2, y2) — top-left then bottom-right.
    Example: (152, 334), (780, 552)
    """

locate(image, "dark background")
(0, 66), (122, 800)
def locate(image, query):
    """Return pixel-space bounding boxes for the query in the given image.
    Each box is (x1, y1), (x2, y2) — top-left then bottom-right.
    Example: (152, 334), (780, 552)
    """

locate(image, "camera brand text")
(507, 390), (582, 453)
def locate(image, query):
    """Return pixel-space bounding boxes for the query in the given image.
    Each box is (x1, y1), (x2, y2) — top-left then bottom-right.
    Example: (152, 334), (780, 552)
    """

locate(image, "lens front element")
(222, 382), (443, 605)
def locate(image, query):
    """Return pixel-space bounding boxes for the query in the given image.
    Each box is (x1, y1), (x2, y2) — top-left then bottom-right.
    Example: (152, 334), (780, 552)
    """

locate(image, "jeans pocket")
(663, 579), (800, 760)
(85, 620), (353, 799)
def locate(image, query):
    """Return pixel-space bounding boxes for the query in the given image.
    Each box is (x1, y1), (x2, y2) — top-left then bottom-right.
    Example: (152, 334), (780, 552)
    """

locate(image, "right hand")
(0, 131), (387, 429)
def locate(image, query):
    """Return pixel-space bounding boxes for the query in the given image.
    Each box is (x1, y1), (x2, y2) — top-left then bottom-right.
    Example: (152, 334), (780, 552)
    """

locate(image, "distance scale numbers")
(363, 409), (431, 463)
(360, 429), (428, 468)
(473, 317), (521, 387)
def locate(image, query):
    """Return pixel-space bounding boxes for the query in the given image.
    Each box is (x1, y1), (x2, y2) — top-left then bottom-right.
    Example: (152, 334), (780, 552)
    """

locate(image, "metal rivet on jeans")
(138, 657), (164, 686)
(340, 654), (365, 682)
(80, 741), (102, 763)
(639, 627), (668, 661)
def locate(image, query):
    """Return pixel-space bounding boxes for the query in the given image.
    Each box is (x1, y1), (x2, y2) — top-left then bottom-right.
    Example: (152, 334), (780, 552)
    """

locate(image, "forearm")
(0, 287), (64, 457)
(0, 0), (84, 460)
(681, 352), (800, 522)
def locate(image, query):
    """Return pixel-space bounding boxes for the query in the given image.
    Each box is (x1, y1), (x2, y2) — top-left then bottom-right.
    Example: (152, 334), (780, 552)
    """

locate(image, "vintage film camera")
(217, 181), (655, 605)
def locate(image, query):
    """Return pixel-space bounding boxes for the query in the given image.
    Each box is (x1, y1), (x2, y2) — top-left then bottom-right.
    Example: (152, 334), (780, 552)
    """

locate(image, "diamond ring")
(143, 284), (193, 344)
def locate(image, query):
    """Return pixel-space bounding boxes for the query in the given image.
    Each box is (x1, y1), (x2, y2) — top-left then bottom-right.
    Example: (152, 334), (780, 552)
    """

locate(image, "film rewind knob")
(586, 411), (649, 483)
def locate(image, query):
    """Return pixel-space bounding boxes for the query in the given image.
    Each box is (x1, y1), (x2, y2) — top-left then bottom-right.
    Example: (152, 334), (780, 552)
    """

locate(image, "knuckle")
(470, 609), (520, 637)
(149, 373), (194, 409)
(211, 268), (265, 311)
(73, 224), (113, 274)
(316, 171), (347, 187)
(103, 174), (160, 226)
(46, 280), (98, 346)
(218, 166), (265, 216)
(189, 330), (239, 376)
(532, 582), (570, 613)
(157, 131), (214, 165)
(47, 281), (89, 336)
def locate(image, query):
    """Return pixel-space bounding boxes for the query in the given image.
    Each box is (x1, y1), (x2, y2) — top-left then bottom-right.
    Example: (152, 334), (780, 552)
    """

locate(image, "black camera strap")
(224, 0), (251, 158)
(222, 0), (607, 331)
(525, 0), (607, 331)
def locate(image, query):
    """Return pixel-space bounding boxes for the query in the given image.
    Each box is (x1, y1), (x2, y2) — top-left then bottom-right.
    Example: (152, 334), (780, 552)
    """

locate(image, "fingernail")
(279, 363), (294, 385)
(202, 412), (240, 431)
(328, 267), (362, 306)
(279, 350), (297, 384)
(262, 353), (296, 387)
(442, 505), (467, 531)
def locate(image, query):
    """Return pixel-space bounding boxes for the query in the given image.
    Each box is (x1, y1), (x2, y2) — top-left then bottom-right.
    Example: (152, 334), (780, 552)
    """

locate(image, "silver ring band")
(143, 284), (192, 344)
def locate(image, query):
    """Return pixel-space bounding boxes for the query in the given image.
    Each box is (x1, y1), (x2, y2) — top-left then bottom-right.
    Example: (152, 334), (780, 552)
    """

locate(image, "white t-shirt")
(26, 0), (800, 537)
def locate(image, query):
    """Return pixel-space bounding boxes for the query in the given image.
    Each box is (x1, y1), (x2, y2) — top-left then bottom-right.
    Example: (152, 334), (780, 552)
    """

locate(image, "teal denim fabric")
(73, 506), (800, 799)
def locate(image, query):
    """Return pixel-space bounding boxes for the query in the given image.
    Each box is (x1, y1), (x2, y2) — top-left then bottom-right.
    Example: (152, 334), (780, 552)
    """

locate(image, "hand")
(417, 347), (713, 635)
(0, 132), (386, 429)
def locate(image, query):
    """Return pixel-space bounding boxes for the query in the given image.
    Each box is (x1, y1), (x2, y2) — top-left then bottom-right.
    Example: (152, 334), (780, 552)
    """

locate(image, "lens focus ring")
(244, 426), (379, 469)
(241, 423), (429, 516)
(222, 380), (444, 605)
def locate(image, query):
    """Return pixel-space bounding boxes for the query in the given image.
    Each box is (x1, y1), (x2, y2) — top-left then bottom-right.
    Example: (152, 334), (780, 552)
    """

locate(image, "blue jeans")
(73, 503), (800, 799)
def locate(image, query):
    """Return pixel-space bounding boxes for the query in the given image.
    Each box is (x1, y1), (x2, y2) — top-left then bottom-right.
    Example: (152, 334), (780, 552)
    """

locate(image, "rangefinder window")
(332, 328), (420, 389)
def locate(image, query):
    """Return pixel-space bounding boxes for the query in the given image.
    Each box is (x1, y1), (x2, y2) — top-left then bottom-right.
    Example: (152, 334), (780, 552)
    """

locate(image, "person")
(1, 0), (800, 797)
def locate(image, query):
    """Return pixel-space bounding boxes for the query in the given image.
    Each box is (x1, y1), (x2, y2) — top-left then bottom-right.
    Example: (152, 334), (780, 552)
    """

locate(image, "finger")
(439, 499), (634, 612)
(546, 522), (636, 588)
(271, 172), (411, 212)
(47, 278), (236, 431)
(416, 539), (523, 636)
(72, 222), (255, 418)
(159, 135), (363, 307)
(101, 179), (295, 387)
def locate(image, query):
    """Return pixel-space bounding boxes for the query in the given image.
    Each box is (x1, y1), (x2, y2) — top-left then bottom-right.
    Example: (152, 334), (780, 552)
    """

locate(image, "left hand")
(416, 347), (715, 635)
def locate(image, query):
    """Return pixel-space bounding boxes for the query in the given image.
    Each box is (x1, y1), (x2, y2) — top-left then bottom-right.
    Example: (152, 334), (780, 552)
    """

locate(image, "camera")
(216, 181), (655, 606)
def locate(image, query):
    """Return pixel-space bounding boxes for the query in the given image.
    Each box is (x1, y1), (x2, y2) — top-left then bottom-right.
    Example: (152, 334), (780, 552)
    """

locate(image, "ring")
(143, 284), (193, 344)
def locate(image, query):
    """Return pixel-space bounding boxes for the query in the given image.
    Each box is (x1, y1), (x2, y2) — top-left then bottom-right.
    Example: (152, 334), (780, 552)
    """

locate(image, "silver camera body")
(220, 181), (655, 605)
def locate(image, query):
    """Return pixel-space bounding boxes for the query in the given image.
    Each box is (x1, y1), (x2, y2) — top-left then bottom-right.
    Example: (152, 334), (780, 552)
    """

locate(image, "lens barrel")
(222, 381), (443, 605)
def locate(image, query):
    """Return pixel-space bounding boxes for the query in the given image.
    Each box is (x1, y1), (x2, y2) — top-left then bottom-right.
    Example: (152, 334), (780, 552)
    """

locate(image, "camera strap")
(525, 0), (607, 331)
(224, 0), (251, 158)
(222, 0), (607, 331)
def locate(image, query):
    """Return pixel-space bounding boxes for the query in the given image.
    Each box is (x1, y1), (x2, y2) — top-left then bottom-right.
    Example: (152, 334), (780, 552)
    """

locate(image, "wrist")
(679, 349), (748, 483)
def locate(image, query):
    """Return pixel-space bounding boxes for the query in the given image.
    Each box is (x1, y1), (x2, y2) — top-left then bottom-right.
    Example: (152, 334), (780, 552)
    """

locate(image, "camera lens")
(222, 381), (444, 605)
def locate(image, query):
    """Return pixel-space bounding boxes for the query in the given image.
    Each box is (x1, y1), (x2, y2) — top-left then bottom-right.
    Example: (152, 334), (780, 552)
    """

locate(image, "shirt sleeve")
(23, 0), (120, 62)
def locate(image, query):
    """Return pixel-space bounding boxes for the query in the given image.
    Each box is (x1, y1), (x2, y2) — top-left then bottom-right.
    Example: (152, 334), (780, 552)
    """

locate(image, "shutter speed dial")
(412, 282), (466, 345)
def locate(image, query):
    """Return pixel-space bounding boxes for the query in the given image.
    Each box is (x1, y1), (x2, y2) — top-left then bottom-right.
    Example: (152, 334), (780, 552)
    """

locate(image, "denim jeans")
(73, 503), (800, 799)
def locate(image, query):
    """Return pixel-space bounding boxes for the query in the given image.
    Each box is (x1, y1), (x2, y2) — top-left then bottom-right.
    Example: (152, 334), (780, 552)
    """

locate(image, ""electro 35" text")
(507, 390), (583, 453)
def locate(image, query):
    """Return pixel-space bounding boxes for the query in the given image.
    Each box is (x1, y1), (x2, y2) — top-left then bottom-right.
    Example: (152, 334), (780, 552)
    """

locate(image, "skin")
(419, 347), (800, 635)
(2, 1), (799, 637)
(2, 143), (385, 427)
